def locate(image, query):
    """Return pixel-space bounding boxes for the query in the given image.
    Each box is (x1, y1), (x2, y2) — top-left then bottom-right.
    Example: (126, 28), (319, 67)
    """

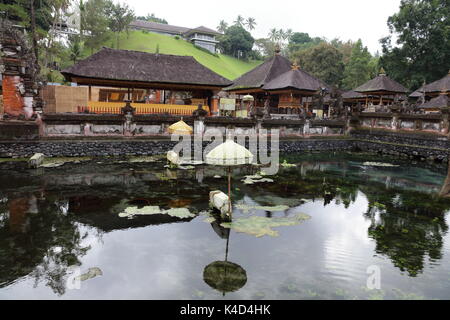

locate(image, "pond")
(0, 152), (450, 300)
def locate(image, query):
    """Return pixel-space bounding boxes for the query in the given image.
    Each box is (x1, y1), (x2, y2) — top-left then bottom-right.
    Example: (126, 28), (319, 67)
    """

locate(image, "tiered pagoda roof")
(225, 53), (292, 92)
(354, 70), (408, 95)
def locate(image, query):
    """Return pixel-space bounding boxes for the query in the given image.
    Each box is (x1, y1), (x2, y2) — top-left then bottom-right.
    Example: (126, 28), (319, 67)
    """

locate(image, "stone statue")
(263, 98), (270, 119)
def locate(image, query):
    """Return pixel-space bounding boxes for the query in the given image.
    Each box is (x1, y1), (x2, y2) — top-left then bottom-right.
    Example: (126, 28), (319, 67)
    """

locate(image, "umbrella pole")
(228, 167), (232, 219)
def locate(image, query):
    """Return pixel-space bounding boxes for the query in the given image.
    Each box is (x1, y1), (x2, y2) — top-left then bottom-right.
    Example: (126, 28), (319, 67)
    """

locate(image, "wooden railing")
(78, 101), (209, 116)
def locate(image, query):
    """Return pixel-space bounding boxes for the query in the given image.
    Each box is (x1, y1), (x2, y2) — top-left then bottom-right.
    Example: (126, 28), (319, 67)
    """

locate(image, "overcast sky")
(123, 0), (402, 54)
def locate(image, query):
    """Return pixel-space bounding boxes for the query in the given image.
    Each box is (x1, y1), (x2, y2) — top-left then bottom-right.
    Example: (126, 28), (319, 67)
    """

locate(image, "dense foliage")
(136, 13), (168, 24)
(380, 0), (450, 90)
(218, 25), (255, 60)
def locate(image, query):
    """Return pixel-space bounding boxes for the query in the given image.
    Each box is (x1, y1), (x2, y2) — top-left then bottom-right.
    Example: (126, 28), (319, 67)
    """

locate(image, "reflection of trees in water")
(266, 164), (450, 277)
(0, 193), (94, 296)
(259, 168), (359, 208)
(362, 187), (450, 277)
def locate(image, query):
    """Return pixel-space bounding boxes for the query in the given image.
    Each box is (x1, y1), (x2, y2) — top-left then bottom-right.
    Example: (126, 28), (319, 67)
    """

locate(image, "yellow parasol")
(168, 119), (193, 135)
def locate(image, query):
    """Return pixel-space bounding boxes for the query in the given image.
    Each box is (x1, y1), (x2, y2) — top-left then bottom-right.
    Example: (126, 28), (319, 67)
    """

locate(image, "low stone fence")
(358, 112), (449, 135)
(0, 121), (39, 140)
(0, 139), (355, 158)
(38, 113), (346, 138)
(352, 129), (450, 162)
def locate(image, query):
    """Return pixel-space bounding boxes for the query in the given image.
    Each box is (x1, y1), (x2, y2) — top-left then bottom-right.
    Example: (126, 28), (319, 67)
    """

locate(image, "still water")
(1, 152), (450, 300)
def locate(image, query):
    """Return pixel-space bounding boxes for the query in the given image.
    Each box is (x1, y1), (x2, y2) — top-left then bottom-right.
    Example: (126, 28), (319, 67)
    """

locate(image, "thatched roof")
(421, 71), (450, 94)
(225, 54), (292, 92)
(354, 73), (408, 94)
(409, 88), (424, 98)
(61, 47), (231, 88)
(343, 90), (407, 101)
(420, 95), (448, 109)
(342, 90), (365, 99)
(262, 67), (327, 92)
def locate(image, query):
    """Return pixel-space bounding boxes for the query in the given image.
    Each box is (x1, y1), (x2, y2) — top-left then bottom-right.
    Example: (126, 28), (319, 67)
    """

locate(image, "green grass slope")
(89, 30), (261, 80)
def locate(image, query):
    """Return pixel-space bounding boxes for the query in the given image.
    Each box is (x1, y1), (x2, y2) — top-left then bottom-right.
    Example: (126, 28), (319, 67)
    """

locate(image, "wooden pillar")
(210, 90), (220, 116)
(88, 86), (92, 101)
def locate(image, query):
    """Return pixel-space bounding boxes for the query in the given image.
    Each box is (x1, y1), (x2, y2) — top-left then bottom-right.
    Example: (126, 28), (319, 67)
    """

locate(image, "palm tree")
(246, 17), (256, 31)
(69, 38), (83, 64)
(277, 29), (286, 42)
(285, 28), (293, 42)
(217, 20), (228, 33)
(234, 15), (244, 27)
(268, 28), (278, 42)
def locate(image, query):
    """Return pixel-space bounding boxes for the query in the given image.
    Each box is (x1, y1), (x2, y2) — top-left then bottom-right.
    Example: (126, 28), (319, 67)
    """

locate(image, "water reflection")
(203, 219), (247, 295)
(0, 194), (91, 295)
(0, 153), (450, 299)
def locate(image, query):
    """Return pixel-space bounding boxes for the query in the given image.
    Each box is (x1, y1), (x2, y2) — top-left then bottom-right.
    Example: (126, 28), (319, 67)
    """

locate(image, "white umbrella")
(206, 139), (254, 218)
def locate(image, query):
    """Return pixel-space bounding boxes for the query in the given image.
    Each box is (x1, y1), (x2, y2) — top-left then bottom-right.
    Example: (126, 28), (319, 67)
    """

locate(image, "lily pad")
(128, 156), (158, 163)
(40, 162), (65, 168)
(203, 217), (216, 223)
(281, 160), (297, 168)
(242, 175), (274, 185)
(235, 204), (290, 212)
(75, 267), (103, 282)
(221, 213), (311, 238)
(118, 206), (195, 219)
(253, 195), (309, 207)
(119, 206), (163, 218)
(179, 160), (204, 166)
(165, 208), (195, 219)
(178, 165), (195, 170)
(363, 162), (400, 167)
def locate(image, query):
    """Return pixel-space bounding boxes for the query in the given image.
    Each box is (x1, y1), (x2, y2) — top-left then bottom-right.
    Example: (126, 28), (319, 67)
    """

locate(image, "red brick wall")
(2, 75), (24, 117)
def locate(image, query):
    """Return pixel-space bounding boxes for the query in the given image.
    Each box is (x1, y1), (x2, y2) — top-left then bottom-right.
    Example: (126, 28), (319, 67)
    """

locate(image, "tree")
(68, 36), (83, 63)
(233, 15), (244, 27)
(342, 39), (373, 89)
(331, 39), (354, 65)
(284, 29), (293, 42)
(268, 28), (278, 42)
(287, 32), (321, 55)
(380, 0), (450, 90)
(293, 42), (345, 87)
(105, 1), (135, 49)
(290, 32), (312, 45)
(0, 0), (54, 33)
(219, 24), (254, 59)
(82, 0), (111, 54)
(245, 17), (256, 31)
(255, 38), (277, 58)
(136, 13), (168, 24)
(217, 20), (228, 33)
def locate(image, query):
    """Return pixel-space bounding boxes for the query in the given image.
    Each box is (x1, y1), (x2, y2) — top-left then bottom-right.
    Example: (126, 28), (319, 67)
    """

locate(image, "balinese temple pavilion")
(411, 70), (450, 113)
(353, 68), (408, 111)
(224, 48), (328, 116)
(61, 47), (231, 115)
(342, 90), (405, 109)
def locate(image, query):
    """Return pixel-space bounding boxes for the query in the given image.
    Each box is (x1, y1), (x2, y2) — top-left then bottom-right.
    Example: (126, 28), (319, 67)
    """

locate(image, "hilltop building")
(129, 20), (220, 54)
